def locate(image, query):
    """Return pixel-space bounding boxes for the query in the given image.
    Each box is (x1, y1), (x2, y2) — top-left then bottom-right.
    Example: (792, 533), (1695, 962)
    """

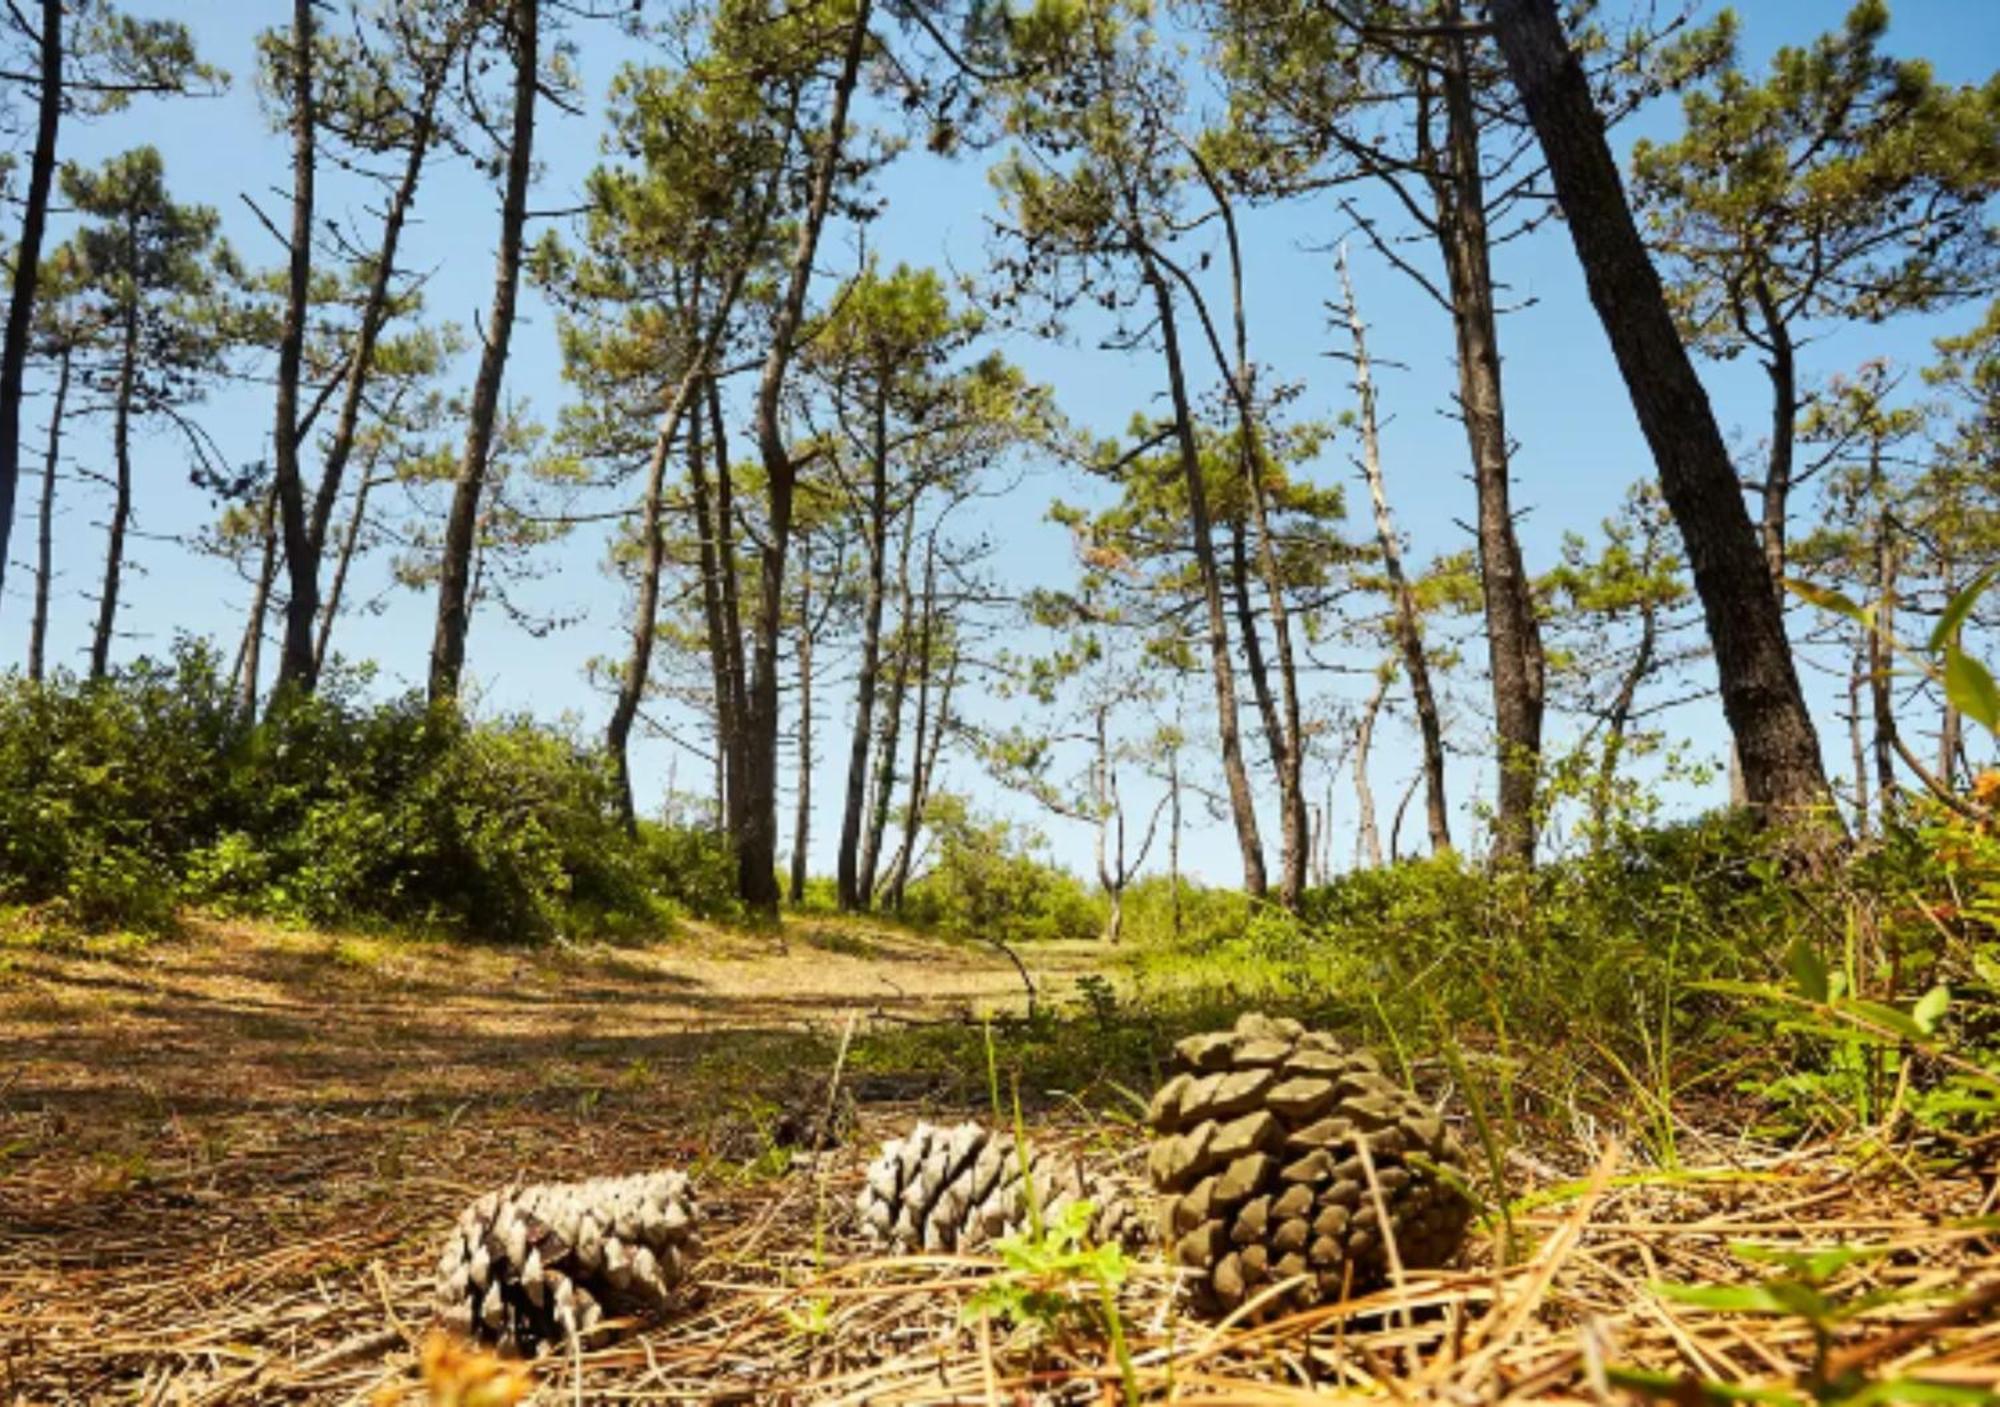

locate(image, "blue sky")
(4, 0), (1998, 883)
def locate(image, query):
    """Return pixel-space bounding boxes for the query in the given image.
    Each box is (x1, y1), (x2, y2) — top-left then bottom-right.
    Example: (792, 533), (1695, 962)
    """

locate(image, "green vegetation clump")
(0, 641), (737, 940)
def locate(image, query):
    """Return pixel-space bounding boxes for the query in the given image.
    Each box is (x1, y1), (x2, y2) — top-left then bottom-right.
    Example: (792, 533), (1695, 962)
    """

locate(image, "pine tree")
(1632, 1), (2000, 586)
(60, 147), (237, 679)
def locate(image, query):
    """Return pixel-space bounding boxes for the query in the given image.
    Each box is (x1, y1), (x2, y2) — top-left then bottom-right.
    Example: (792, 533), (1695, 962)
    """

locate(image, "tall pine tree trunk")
(1143, 259), (1267, 898)
(790, 540), (814, 907)
(1338, 248), (1452, 854)
(837, 393), (892, 911)
(1868, 446), (1900, 821)
(740, 0), (871, 913)
(430, 0), (538, 703)
(1488, 0), (1832, 821)
(1431, 15), (1544, 866)
(284, 72), (445, 693)
(27, 345), (69, 681)
(0, 0), (61, 614)
(1353, 668), (1390, 870)
(271, 0), (319, 696)
(237, 486), (281, 717)
(859, 517), (913, 903)
(314, 466), (380, 678)
(609, 337), (739, 826)
(1753, 276), (1798, 587)
(90, 316), (138, 681)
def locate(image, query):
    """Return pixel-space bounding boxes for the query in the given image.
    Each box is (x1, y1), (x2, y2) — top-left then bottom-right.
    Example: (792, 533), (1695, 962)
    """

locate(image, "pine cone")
(856, 1120), (1143, 1253)
(433, 1170), (700, 1355)
(1146, 1013), (1472, 1316)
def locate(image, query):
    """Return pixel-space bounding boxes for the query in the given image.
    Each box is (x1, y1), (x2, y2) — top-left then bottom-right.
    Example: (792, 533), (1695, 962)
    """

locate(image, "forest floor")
(1, 917), (1996, 1404)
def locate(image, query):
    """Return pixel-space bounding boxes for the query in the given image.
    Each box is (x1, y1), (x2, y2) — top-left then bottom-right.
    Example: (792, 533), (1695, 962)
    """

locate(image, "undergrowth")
(0, 640), (739, 941)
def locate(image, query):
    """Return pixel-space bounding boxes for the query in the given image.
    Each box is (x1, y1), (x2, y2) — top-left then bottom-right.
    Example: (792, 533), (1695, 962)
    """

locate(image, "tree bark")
(237, 485), (281, 718)
(270, 0), (319, 696)
(90, 313), (138, 681)
(429, 0), (538, 704)
(1848, 629), (1870, 834)
(884, 620), (954, 911)
(1488, 0), (1833, 820)
(314, 467), (379, 679)
(1430, 15), (1545, 867)
(1868, 444), (1900, 821)
(607, 371), (705, 829)
(881, 539), (942, 910)
(27, 345), (69, 681)
(790, 538), (814, 906)
(1181, 165), (1308, 906)
(837, 385), (893, 910)
(739, 0), (872, 914)
(0, 0), (61, 615)
(1338, 247), (1452, 855)
(860, 515), (914, 903)
(1753, 276), (1798, 589)
(1143, 260), (1268, 898)
(1353, 668), (1390, 870)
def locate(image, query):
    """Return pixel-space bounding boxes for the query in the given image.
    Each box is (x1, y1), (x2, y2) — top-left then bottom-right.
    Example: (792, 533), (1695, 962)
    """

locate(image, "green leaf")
(1651, 1281), (1792, 1314)
(1842, 1377), (2000, 1406)
(1784, 577), (1870, 627)
(1944, 647), (2000, 734)
(1911, 984), (1950, 1035)
(1788, 938), (1830, 1004)
(1927, 564), (2000, 653)
(1841, 999), (1927, 1042)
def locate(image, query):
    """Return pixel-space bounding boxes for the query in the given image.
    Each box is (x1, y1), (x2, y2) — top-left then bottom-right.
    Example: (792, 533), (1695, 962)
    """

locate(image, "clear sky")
(4, 0), (1998, 884)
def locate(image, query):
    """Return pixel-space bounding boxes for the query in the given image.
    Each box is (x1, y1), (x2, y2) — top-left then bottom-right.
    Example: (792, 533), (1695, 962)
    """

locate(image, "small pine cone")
(433, 1169), (700, 1355)
(1146, 1013), (1472, 1317)
(856, 1120), (1143, 1253)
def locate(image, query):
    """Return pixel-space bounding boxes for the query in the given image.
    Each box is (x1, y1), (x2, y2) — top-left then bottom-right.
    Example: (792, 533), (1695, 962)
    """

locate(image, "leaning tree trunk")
(739, 0), (872, 914)
(27, 345), (69, 682)
(1488, 0), (1832, 821)
(0, 0), (61, 614)
(1433, 15), (1544, 867)
(430, 0), (538, 704)
(90, 317), (138, 681)
(1144, 258), (1268, 899)
(270, 0), (320, 696)
(1338, 248), (1452, 855)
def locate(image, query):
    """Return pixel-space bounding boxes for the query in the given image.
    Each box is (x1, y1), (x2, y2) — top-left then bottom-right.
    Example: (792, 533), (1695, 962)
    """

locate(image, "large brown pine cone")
(1146, 1013), (1471, 1316)
(433, 1170), (700, 1355)
(856, 1120), (1143, 1253)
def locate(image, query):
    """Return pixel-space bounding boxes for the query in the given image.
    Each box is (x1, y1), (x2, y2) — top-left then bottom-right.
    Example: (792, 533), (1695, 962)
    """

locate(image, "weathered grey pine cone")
(434, 1169), (700, 1355)
(856, 1120), (1143, 1253)
(1146, 1013), (1472, 1316)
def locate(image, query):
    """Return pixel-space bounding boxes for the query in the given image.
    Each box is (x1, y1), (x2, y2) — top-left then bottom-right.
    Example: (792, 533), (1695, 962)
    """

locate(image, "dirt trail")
(0, 916), (1098, 1112)
(0, 917), (1106, 1401)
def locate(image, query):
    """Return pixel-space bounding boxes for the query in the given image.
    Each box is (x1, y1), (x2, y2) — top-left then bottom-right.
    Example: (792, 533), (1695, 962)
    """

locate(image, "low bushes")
(0, 641), (736, 939)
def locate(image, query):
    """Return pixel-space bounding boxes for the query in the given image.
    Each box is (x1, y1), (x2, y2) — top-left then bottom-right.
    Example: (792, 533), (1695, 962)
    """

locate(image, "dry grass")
(1, 919), (1994, 1405)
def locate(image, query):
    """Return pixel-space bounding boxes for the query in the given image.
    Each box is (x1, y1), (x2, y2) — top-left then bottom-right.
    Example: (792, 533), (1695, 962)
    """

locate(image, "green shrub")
(0, 639), (735, 938)
(898, 797), (1102, 945)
